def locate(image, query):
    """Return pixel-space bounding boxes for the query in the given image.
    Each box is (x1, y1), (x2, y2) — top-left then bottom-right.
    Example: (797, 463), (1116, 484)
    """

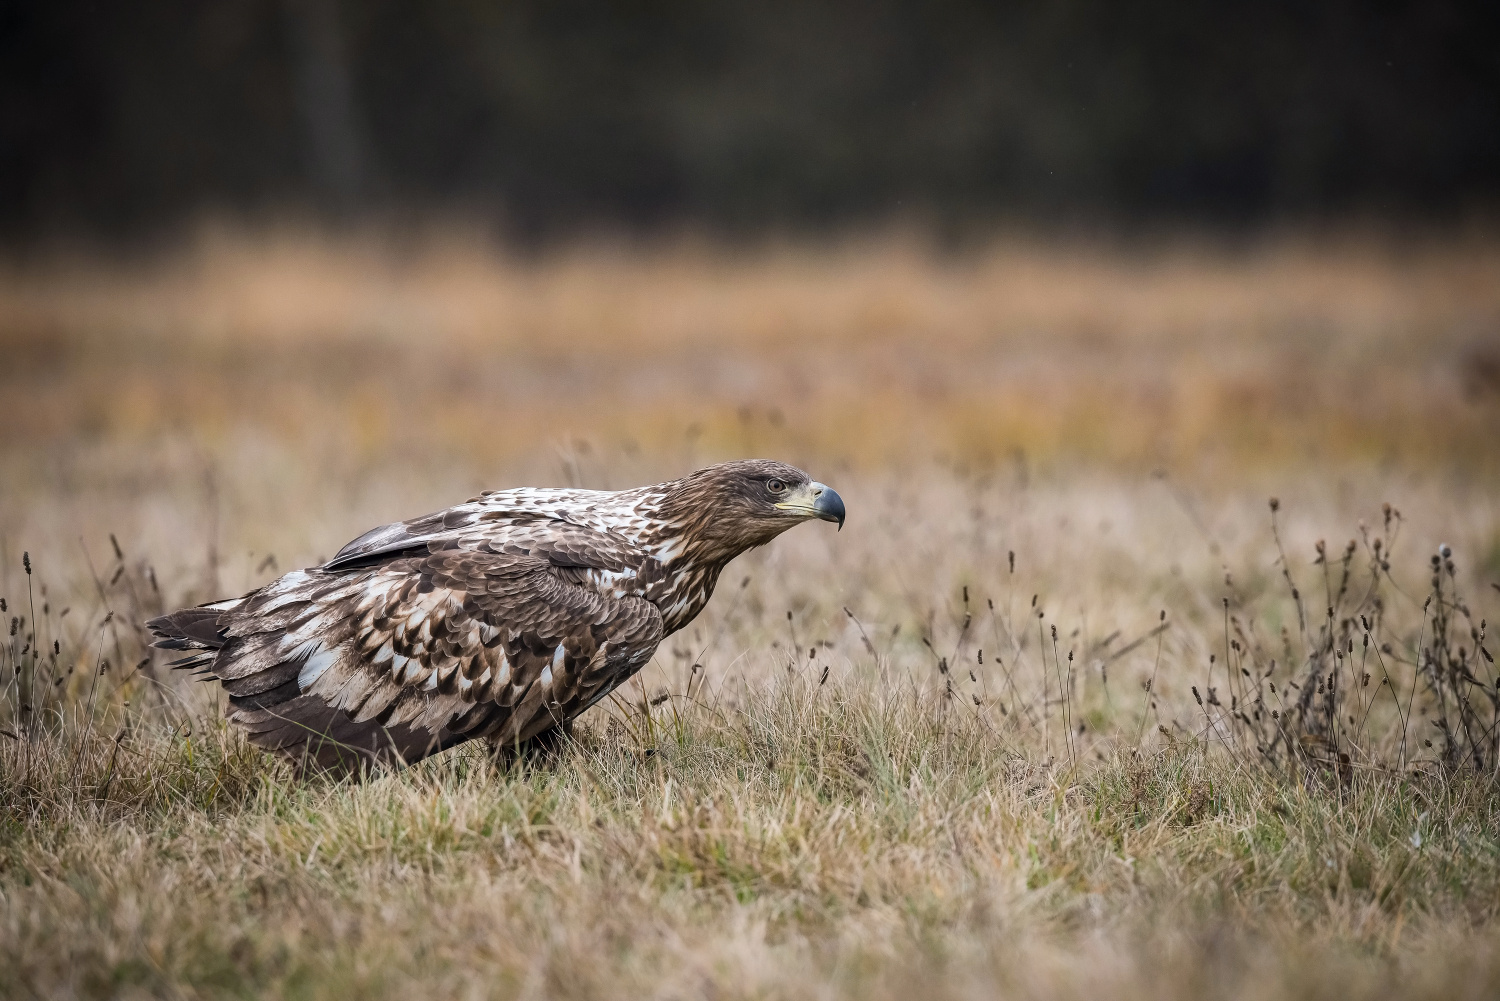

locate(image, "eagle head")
(657, 459), (845, 562)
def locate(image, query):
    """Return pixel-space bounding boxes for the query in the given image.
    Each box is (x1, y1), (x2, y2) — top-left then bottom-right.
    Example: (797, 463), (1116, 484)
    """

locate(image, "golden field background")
(3, 227), (1500, 1000)
(5, 225), (1500, 476)
(4, 225), (1499, 604)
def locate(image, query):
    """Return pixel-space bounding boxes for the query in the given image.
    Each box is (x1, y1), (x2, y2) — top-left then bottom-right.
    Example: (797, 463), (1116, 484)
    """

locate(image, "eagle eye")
(766, 478), (787, 494)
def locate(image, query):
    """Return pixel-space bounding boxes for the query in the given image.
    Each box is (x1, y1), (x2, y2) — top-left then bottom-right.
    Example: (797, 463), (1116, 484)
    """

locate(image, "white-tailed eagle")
(148, 460), (844, 771)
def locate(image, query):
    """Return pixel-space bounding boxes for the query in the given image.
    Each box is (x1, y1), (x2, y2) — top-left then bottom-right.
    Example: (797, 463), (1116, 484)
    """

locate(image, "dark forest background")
(3, 0), (1497, 240)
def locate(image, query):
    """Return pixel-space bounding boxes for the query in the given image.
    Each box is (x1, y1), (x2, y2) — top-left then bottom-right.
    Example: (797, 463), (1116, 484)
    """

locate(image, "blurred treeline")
(3, 0), (1497, 239)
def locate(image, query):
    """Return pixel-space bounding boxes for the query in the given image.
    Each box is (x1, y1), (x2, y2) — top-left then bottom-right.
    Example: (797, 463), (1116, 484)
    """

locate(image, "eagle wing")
(156, 521), (663, 771)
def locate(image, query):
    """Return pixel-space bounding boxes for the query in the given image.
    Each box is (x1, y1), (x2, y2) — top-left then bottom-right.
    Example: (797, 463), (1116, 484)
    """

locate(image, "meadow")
(2, 225), (1500, 999)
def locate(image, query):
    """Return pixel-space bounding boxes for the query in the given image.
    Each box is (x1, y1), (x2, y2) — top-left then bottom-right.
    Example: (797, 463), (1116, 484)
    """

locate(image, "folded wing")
(152, 532), (663, 771)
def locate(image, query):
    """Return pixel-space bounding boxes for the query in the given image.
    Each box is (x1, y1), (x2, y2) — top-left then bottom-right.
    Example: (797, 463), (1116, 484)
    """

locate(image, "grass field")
(3, 226), (1500, 999)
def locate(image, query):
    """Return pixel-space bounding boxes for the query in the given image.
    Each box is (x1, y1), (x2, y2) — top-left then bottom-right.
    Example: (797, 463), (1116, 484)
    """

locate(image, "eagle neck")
(654, 559), (726, 635)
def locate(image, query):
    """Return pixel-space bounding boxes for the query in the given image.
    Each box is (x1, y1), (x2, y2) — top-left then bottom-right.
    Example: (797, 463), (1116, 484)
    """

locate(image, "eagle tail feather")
(147, 607), (230, 652)
(168, 653), (219, 673)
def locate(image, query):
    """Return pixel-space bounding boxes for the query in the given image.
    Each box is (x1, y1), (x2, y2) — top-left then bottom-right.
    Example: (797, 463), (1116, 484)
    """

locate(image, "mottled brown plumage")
(148, 460), (844, 772)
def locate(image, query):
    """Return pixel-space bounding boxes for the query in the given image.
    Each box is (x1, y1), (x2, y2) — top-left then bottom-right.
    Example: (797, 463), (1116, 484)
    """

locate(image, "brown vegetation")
(3, 227), (1499, 999)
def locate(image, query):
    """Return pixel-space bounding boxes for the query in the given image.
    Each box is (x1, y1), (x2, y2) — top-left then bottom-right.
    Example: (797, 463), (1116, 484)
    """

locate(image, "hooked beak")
(775, 481), (846, 530)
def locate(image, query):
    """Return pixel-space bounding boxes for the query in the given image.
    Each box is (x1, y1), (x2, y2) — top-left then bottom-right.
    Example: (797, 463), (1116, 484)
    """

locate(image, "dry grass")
(3, 226), (1500, 999)
(4, 223), (1500, 479)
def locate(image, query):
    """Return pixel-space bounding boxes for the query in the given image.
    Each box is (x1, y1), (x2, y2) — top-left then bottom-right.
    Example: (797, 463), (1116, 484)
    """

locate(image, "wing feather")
(203, 532), (661, 771)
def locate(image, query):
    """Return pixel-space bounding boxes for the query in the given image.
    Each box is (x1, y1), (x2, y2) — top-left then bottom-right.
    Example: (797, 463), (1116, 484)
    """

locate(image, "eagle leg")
(487, 718), (575, 769)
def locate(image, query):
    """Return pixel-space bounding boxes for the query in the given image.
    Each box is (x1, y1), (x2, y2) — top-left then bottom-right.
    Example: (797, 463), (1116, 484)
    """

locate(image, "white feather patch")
(540, 645), (565, 687)
(298, 646), (339, 688)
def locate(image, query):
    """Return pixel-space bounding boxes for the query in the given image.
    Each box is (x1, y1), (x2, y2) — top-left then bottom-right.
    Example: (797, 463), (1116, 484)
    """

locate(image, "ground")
(2, 227), (1499, 999)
